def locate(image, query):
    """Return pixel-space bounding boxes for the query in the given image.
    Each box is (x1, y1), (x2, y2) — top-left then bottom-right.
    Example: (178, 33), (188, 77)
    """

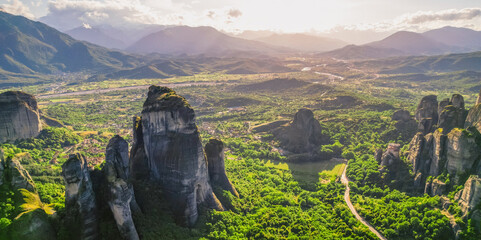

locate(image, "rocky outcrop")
(8, 157), (36, 192)
(9, 209), (57, 240)
(273, 108), (326, 154)
(456, 175), (481, 217)
(465, 96), (481, 133)
(438, 94), (467, 134)
(0, 91), (41, 143)
(130, 116), (149, 180)
(424, 178), (447, 196)
(205, 138), (239, 197)
(133, 85), (223, 226)
(415, 95), (438, 134)
(104, 136), (140, 240)
(390, 110), (417, 142)
(445, 129), (480, 177)
(408, 93), (481, 193)
(62, 153), (98, 240)
(380, 143), (401, 167)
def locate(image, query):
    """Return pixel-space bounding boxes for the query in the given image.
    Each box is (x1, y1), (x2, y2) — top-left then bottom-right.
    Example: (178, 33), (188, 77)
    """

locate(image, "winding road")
(341, 167), (387, 240)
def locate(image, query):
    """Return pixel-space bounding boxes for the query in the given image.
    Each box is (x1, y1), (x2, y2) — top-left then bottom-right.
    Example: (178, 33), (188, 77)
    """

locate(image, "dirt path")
(37, 81), (222, 99)
(341, 167), (387, 240)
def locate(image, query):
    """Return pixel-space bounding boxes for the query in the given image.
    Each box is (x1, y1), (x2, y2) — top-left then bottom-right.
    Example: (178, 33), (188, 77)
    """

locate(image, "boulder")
(445, 129), (480, 178)
(415, 95), (438, 134)
(62, 153), (98, 240)
(135, 85), (222, 226)
(205, 138), (239, 197)
(456, 175), (481, 217)
(104, 136), (140, 240)
(0, 91), (42, 143)
(273, 108), (326, 154)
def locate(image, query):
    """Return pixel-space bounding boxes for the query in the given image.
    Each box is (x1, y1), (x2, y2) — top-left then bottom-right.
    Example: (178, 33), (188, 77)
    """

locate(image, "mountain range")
(321, 27), (481, 60)
(0, 11), (140, 76)
(125, 26), (290, 56)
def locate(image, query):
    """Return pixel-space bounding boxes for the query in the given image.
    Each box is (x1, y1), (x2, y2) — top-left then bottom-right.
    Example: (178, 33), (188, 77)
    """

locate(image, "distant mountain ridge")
(0, 11), (140, 76)
(254, 33), (347, 52)
(126, 26), (290, 56)
(321, 27), (481, 60)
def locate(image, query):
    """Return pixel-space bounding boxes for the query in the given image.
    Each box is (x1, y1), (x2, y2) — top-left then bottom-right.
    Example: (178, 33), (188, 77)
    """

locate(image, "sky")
(1, 0), (481, 38)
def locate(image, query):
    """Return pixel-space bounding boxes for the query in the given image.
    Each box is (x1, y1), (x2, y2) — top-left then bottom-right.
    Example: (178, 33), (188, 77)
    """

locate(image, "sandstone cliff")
(62, 153), (99, 240)
(104, 136), (140, 240)
(456, 175), (481, 217)
(205, 138), (239, 197)
(0, 91), (42, 143)
(273, 108), (327, 154)
(132, 85), (223, 226)
(408, 93), (481, 194)
(415, 95), (438, 134)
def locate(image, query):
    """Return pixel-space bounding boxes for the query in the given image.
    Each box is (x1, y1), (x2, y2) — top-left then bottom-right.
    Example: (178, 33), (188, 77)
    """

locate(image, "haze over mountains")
(322, 27), (481, 60)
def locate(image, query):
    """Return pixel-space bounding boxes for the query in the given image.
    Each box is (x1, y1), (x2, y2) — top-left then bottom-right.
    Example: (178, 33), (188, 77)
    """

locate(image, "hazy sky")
(1, 0), (481, 34)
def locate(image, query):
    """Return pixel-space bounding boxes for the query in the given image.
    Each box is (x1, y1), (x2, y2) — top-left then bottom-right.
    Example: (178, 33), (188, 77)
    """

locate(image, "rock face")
(62, 153), (98, 240)
(274, 108), (326, 153)
(465, 101), (481, 133)
(0, 149), (3, 186)
(8, 157), (36, 192)
(104, 136), (140, 240)
(456, 175), (481, 217)
(424, 178), (447, 196)
(438, 94), (467, 134)
(130, 116), (149, 180)
(415, 95), (438, 134)
(205, 138), (239, 197)
(445, 129), (480, 176)
(380, 143), (401, 167)
(132, 86), (223, 226)
(0, 91), (41, 143)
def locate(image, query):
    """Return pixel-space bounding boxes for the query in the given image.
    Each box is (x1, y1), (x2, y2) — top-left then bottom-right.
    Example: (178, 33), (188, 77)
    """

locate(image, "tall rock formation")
(62, 153), (98, 240)
(0, 91), (42, 143)
(205, 138), (239, 197)
(438, 94), (467, 134)
(131, 85), (223, 226)
(415, 95), (438, 134)
(456, 175), (481, 217)
(465, 90), (481, 133)
(408, 93), (481, 192)
(104, 136), (140, 240)
(273, 108), (326, 154)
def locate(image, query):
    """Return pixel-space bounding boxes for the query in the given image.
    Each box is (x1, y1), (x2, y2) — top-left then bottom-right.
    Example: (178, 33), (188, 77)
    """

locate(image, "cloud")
(227, 8), (242, 18)
(1, 0), (35, 19)
(40, 0), (187, 30)
(206, 10), (215, 19)
(401, 8), (481, 24)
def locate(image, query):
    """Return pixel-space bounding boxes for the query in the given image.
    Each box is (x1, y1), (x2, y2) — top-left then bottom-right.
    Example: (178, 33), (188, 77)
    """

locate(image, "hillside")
(0, 11), (140, 77)
(321, 45), (405, 60)
(367, 31), (452, 55)
(354, 51), (481, 74)
(255, 33), (347, 52)
(422, 26), (481, 51)
(126, 26), (289, 56)
(92, 57), (293, 80)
